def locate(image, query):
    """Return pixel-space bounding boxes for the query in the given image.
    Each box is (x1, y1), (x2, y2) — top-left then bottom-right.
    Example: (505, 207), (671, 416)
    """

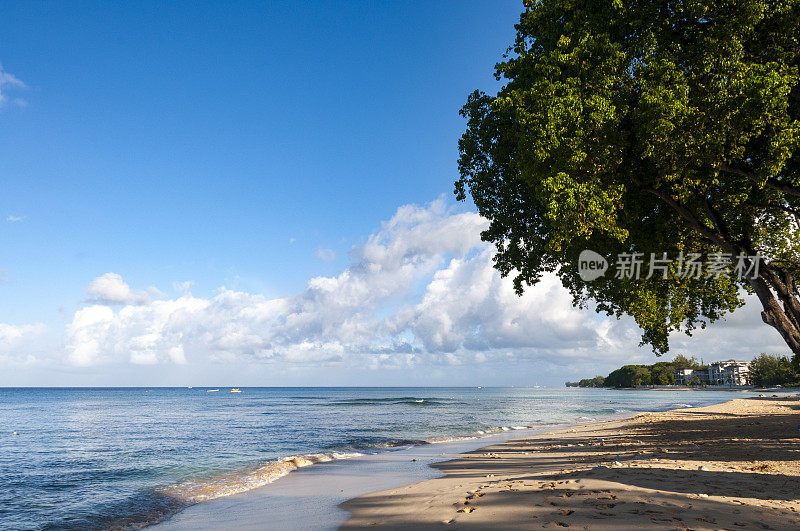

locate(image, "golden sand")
(341, 396), (800, 529)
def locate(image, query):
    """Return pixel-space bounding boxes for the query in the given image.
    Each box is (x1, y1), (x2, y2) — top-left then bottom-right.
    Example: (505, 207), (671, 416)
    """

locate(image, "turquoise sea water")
(0, 386), (765, 529)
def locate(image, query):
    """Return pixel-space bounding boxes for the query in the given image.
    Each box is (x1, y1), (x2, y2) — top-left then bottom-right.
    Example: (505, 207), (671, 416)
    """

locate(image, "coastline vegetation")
(566, 355), (701, 387)
(749, 353), (800, 387)
(567, 354), (800, 388)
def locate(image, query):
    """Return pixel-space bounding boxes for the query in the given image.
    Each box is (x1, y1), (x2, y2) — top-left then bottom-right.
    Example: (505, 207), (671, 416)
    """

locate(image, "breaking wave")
(159, 451), (363, 503)
(157, 424), (538, 506)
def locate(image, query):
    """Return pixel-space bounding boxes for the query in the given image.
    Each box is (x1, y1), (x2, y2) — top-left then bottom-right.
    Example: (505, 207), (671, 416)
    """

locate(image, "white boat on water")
(230, 388), (242, 393)
(206, 389), (219, 392)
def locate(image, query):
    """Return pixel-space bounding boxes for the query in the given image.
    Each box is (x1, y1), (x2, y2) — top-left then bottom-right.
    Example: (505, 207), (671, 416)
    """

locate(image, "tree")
(580, 375), (605, 387)
(749, 352), (798, 385)
(605, 365), (652, 387)
(650, 361), (676, 385)
(456, 0), (800, 360)
(670, 354), (703, 370)
(565, 375), (605, 387)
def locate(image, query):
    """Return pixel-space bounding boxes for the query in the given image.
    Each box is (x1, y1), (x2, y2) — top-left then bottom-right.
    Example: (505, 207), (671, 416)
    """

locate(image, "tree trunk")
(749, 273), (800, 359)
(645, 188), (800, 360)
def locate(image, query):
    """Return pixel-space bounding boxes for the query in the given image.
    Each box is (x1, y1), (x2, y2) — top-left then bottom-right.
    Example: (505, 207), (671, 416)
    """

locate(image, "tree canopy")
(605, 365), (653, 387)
(749, 352), (799, 385)
(457, 0), (800, 357)
(565, 375), (606, 387)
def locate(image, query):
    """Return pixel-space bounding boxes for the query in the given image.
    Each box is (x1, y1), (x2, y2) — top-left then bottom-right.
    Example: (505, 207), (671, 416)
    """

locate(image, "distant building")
(673, 360), (750, 386)
(674, 368), (693, 386)
(708, 360), (750, 386)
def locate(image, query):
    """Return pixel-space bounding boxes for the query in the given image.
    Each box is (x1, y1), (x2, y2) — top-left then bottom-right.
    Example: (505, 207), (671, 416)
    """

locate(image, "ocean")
(0, 386), (764, 529)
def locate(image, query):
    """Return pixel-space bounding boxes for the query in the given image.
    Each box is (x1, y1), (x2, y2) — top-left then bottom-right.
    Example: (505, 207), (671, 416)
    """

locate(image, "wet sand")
(154, 427), (545, 530)
(341, 396), (800, 529)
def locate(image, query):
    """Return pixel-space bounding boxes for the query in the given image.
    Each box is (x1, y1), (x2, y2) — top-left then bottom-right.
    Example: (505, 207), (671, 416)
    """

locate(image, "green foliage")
(567, 355), (704, 387)
(670, 354), (704, 370)
(566, 375), (606, 387)
(650, 361), (677, 385)
(458, 0), (800, 357)
(749, 352), (799, 385)
(605, 365), (653, 387)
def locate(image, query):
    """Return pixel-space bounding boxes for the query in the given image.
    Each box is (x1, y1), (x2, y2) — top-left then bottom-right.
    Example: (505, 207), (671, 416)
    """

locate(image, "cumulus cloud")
(1, 197), (791, 375)
(59, 198), (649, 369)
(0, 64), (25, 107)
(390, 249), (604, 356)
(0, 323), (48, 367)
(86, 272), (162, 305)
(669, 294), (790, 361)
(62, 199), (486, 366)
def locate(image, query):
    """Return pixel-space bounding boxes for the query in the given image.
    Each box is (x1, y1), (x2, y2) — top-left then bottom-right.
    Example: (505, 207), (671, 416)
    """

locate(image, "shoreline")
(152, 390), (741, 529)
(340, 396), (800, 529)
(153, 425), (556, 530)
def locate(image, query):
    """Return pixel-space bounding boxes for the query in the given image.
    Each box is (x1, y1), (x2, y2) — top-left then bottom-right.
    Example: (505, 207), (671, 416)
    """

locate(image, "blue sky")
(1, 1), (518, 321)
(0, 2), (788, 386)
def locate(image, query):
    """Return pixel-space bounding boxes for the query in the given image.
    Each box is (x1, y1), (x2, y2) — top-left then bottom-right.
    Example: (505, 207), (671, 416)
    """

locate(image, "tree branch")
(766, 178), (800, 198)
(719, 164), (800, 198)
(639, 185), (723, 246)
(765, 202), (800, 230)
(702, 198), (732, 242)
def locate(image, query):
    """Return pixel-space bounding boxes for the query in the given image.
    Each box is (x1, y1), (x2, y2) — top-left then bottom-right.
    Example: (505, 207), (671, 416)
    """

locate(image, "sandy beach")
(341, 396), (800, 529)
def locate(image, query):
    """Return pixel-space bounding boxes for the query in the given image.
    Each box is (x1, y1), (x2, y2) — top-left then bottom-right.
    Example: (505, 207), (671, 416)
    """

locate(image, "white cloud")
(6, 215), (22, 222)
(0, 197), (792, 378)
(0, 323), (48, 367)
(669, 294), (790, 361)
(86, 272), (159, 305)
(0, 64), (25, 107)
(316, 247), (336, 261)
(59, 199), (645, 369)
(65, 305), (115, 366)
(389, 249), (604, 357)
